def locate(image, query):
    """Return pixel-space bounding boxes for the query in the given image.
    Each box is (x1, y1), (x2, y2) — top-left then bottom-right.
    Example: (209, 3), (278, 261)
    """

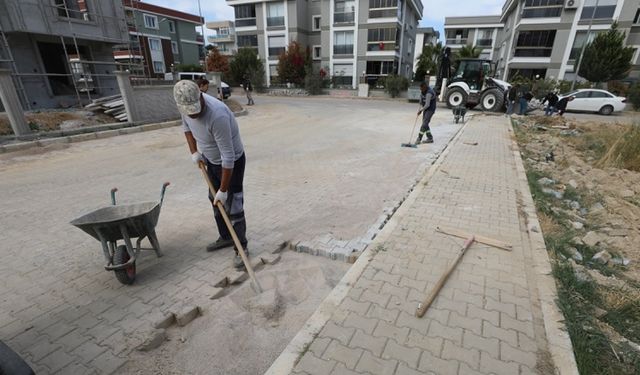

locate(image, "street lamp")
(571, 0), (600, 91)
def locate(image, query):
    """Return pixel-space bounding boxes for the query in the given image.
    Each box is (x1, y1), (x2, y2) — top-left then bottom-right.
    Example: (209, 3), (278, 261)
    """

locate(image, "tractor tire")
(114, 245), (136, 285)
(480, 88), (505, 112)
(446, 87), (468, 109)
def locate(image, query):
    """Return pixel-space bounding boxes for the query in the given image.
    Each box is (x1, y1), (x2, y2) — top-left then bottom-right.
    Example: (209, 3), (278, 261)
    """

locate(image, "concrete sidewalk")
(270, 115), (576, 375)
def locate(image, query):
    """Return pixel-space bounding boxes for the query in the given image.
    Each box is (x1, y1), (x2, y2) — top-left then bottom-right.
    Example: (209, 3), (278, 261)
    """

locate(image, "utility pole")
(198, 0), (206, 68)
(571, 0), (599, 91)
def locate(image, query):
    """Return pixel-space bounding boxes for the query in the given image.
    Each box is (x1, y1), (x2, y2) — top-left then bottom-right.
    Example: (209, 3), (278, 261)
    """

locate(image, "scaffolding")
(0, 0), (151, 110)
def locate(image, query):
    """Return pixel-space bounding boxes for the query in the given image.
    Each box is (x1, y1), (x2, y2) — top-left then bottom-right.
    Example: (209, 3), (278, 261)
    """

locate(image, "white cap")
(173, 80), (202, 115)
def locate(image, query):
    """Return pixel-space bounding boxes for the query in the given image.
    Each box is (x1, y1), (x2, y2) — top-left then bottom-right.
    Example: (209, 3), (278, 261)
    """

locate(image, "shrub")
(384, 75), (409, 98)
(304, 65), (325, 95)
(628, 84), (640, 110)
(174, 64), (203, 72)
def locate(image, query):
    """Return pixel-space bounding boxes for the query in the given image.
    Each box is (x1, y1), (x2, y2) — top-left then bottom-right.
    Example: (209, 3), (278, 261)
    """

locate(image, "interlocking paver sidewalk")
(287, 115), (573, 375)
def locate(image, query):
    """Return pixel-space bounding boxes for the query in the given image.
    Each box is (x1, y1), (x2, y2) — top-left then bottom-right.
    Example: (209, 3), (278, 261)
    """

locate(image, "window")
(445, 29), (469, 45)
(333, 64), (353, 86)
(573, 91), (590, 99)
(367, 28), (398, 51)
(168, 20), (175, 33)
(634, 8), (640, 24)
(153, 61), (164, 73)
(268, 35), (286, 57)
(235, 4), (256, 27)
(149, 38), (162, 51)
(569, 31), (600, 60)
(144, 14), (158, 29)
(369, 0), (398, 18)
(589, 91), (612, 98)
(219, 27), (230, 35)
(237, 34), (258, 48)
(313, 46), (321, 60)
(55, 0), (90, 20)
(514, 30), (556, 57)
(313, 15), (321, 31)
(476, 29), (493, 47)
(581, 0), (617, 20)
(522, 0), (563, 18)
(334, 31), (354, 55)
(267, 2), (285, 27)
(334, 0), (355, 23)
(366, 60), (395, 75)
(171, 41), (179, 54)
(269, 65), (279, 83)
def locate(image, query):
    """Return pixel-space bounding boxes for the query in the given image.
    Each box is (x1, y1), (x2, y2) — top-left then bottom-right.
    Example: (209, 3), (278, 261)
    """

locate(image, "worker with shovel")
(174, 80), (249, 270)
(415, 82), (435, 145)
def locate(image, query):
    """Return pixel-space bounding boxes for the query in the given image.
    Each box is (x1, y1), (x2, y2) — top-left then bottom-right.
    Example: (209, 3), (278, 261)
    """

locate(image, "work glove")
(214, 190), (228, 206)
(417, 109), (422, 115)
(191, 151), (204, 165)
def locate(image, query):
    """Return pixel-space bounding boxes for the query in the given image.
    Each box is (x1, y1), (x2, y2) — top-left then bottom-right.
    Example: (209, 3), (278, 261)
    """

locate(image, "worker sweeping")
(415, 82), (435, 145)
(173, 80), (249, 270)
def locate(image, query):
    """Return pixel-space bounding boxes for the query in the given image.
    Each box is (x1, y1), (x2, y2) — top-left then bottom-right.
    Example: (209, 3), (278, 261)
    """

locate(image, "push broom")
(401, 113), (420, 148)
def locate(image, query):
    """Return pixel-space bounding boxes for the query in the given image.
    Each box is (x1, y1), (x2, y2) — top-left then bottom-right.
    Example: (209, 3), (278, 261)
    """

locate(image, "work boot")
(423, 138), (434, 144)
(206, 237), (233, 252)
(414, 137), (422, 146)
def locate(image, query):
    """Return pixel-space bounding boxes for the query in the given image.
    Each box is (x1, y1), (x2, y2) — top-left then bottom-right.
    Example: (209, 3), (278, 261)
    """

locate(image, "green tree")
(384, 75), (409, 98)
(414, 42), (443, 82)
(456, 45), (481, 59)
(229, 48), (265, 90)
(628, 84), (640, 111)
(205, 46), (230, 79)
(578, 23), (634, 86)
(276, 41), (309, 85)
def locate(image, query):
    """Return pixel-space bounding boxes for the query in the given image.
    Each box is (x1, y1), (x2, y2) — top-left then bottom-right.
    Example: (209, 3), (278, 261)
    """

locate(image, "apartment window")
(334, 31), (354, 55)
(219, 27), (230, 35)
(144, 14), (158, 29)
(313, 46), (321, 60)
(476, 29), (493, 47)
(445, 29), (469, 45)
(367, 28), (398, 51)
(153, 61), (164, 73)
(149, 38), (162, 51)
(522, 0), (563, 18)
(313, 15), (321, 31)
(333, 64), (353, 86)
(268, 35), (286, 57)
(369, 0), (398, 18)
(267, 2), (285, 27)
(55, 0), (90, 21)
(334, 0), (355, 23)
(568, 31), (600, 60)
(171, 41), (179, 54)
(366, 60), (395, 75)
(269, 65), (279, 83)
(168, 20), (175, 33)
(514, 30), (555, 57)
(237, 34), (258, 48)
(581, 0), (616, 20)
(634, 8), (640, 24)
(235, 4), (257, 27)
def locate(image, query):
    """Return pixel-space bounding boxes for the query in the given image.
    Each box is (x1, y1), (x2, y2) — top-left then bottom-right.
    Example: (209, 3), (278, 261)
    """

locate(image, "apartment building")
(226, 0), (423, 88)
(117, 0), (204, 78)
(206, 20), (237, 56)
(443, 15), (503, 60)
(0, 0), (129, 108)
(412, 27), (440, 74)
(495, 0), (640, 81)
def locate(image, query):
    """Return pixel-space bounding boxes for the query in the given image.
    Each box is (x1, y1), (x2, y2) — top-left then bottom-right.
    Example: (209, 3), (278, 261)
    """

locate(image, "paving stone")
(395, 363), (425, 375)
(322, 340), (363, 370)
(342, 313), (379, 335)
(330, 363), (362, 375)
(381, 339), (421, 369)
(447, 311), (482, 336)
(404, 329), (443, 356)
(427, 320), (463, 346)
(366, 304), (399, 324)
(360, 289), (391, 307)
(295, 353), (336, 375)
(396, 311), (429, 335)
(418, 350), (459, 374)
(355, 351), (398, 375)
(500, 342), (537, 368)
(349, 329), (387, 356)
(466, 304), (499, 327)
(25, 338), (61, 362)
(309, 336), (332, 357)
(441, 339), (480, 370)
(340, 298), (371, 316)
(320, 322), (355, 346)
(58, 329), (91, 351)
(479, 351), (519, 375)
(373, 320), (410, 343)
(72, 340), (108, 363)
(89, 350), (127, 374)
(175, 306), (201, 327)
(39, 347), (77, 373)
(500, 313), (535, 338)
(462, 330), (500, 359)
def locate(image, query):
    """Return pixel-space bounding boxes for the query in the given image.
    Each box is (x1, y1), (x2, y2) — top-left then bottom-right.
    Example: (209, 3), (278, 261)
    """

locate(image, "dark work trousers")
(417, 110), (435, 141)
(206, 153), (247, 252)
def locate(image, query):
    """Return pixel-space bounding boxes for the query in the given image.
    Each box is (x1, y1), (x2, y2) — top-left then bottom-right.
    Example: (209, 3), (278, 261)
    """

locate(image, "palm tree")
(415, 42), (443, 81)
(457, 45), (481, 58)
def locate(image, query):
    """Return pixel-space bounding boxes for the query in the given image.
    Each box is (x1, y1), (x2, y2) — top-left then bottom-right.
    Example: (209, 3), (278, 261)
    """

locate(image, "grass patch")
(596, 124), (640, 172)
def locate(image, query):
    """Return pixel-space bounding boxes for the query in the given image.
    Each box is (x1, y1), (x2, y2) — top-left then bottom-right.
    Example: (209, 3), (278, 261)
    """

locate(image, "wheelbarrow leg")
(119, 224), (137, 261)
(147, 229), (163, 258)
(95, 228), (113, 266)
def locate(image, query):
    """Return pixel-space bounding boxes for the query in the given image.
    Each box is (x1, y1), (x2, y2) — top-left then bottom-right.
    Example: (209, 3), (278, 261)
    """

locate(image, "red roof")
(123, 0), (204, 24)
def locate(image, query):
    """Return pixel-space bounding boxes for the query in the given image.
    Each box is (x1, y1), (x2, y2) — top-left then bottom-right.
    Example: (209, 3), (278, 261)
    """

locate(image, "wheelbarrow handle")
(110, 187), (118, 206)
(160, 182), (170, 206)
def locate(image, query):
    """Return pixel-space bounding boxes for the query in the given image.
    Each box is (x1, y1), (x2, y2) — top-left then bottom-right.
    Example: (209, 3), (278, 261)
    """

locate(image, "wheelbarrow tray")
(70, 201), (160, 243)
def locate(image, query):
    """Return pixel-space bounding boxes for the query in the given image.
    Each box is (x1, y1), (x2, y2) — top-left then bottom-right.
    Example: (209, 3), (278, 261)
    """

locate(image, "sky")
(143, 0), (506, 40)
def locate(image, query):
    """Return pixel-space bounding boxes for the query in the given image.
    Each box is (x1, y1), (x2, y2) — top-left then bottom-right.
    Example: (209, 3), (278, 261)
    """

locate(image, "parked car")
(219, 81), (231, 99)
(176, 72), (231, 99)
(558, 89), (626, 115)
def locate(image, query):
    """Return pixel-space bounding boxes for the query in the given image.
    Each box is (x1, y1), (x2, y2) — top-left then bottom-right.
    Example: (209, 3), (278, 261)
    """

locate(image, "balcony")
(236, 18), (257, 27)
(368, 8), (397, 18)
(446, 38), (468, 45)
(367, 42), (396, 51)
(334, 12), (355, 24)
(476, 39), (493, 47)
(333, 45), (354, 55)
(267, 16), (285, 27)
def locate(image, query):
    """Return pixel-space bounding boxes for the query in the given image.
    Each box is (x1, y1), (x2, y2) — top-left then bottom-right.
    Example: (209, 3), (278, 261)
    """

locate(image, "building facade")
(412, 27), (440, 74)
(0, 0), (129, 108)
(226, 0), (423, 88)
(206, 20), (237, 56)
(118, 0), (204, 78)
(443, 15), (503, 61)
(494, 0), (640, 81)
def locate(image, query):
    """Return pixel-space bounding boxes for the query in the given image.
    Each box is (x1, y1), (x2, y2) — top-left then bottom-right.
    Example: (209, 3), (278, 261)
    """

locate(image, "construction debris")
(85, 95), (128, 122)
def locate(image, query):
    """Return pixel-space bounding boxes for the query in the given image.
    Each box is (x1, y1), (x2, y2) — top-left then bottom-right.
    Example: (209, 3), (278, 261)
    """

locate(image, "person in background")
(243, 75), (255, 106)
(196, 78), (209, 94)
(541, 90), (559, 116)
(518, 87), (532, 116)
(556, 96), (575, 117)
(506, 85), (518, 116)
(415, 82), (436, 145)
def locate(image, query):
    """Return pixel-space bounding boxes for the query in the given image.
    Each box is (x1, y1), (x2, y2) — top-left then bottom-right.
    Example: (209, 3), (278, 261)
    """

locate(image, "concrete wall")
(131, 85), (180, 123)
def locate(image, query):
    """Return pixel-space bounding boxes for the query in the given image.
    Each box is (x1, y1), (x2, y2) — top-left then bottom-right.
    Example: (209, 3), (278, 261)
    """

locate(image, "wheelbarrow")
(70, 182), (170, 285)
(453, 105), (467, 124)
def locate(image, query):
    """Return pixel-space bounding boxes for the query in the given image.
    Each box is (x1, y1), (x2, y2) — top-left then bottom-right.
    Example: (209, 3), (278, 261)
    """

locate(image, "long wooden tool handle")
(416, 236), (475, 318)
(199, 163), (262, 293)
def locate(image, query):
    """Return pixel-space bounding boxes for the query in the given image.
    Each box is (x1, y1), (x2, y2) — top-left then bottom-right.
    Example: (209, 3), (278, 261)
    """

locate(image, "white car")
(559, 89), (626, 115)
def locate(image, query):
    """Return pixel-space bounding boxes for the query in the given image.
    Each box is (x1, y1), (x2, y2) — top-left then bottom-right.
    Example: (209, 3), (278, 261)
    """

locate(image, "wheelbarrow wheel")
(114, 245), (136, 285)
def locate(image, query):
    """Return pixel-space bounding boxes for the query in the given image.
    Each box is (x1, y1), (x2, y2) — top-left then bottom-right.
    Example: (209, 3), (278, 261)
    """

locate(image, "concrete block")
(2, 141), (36, 153)
(260, 254), (281, 265)
(140, 123), (165, 132)
(227, 270), (248, 285)
(175, 305), (201, 327)
(209, 287), (226, 300)
(95, 129), (120, 139)
(136, 328), (167, 351)
(152, 312), (175, 329)
(37, 137), (69, 147)
(119, 127), (143, 135)
(68, 133), (97, 143)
